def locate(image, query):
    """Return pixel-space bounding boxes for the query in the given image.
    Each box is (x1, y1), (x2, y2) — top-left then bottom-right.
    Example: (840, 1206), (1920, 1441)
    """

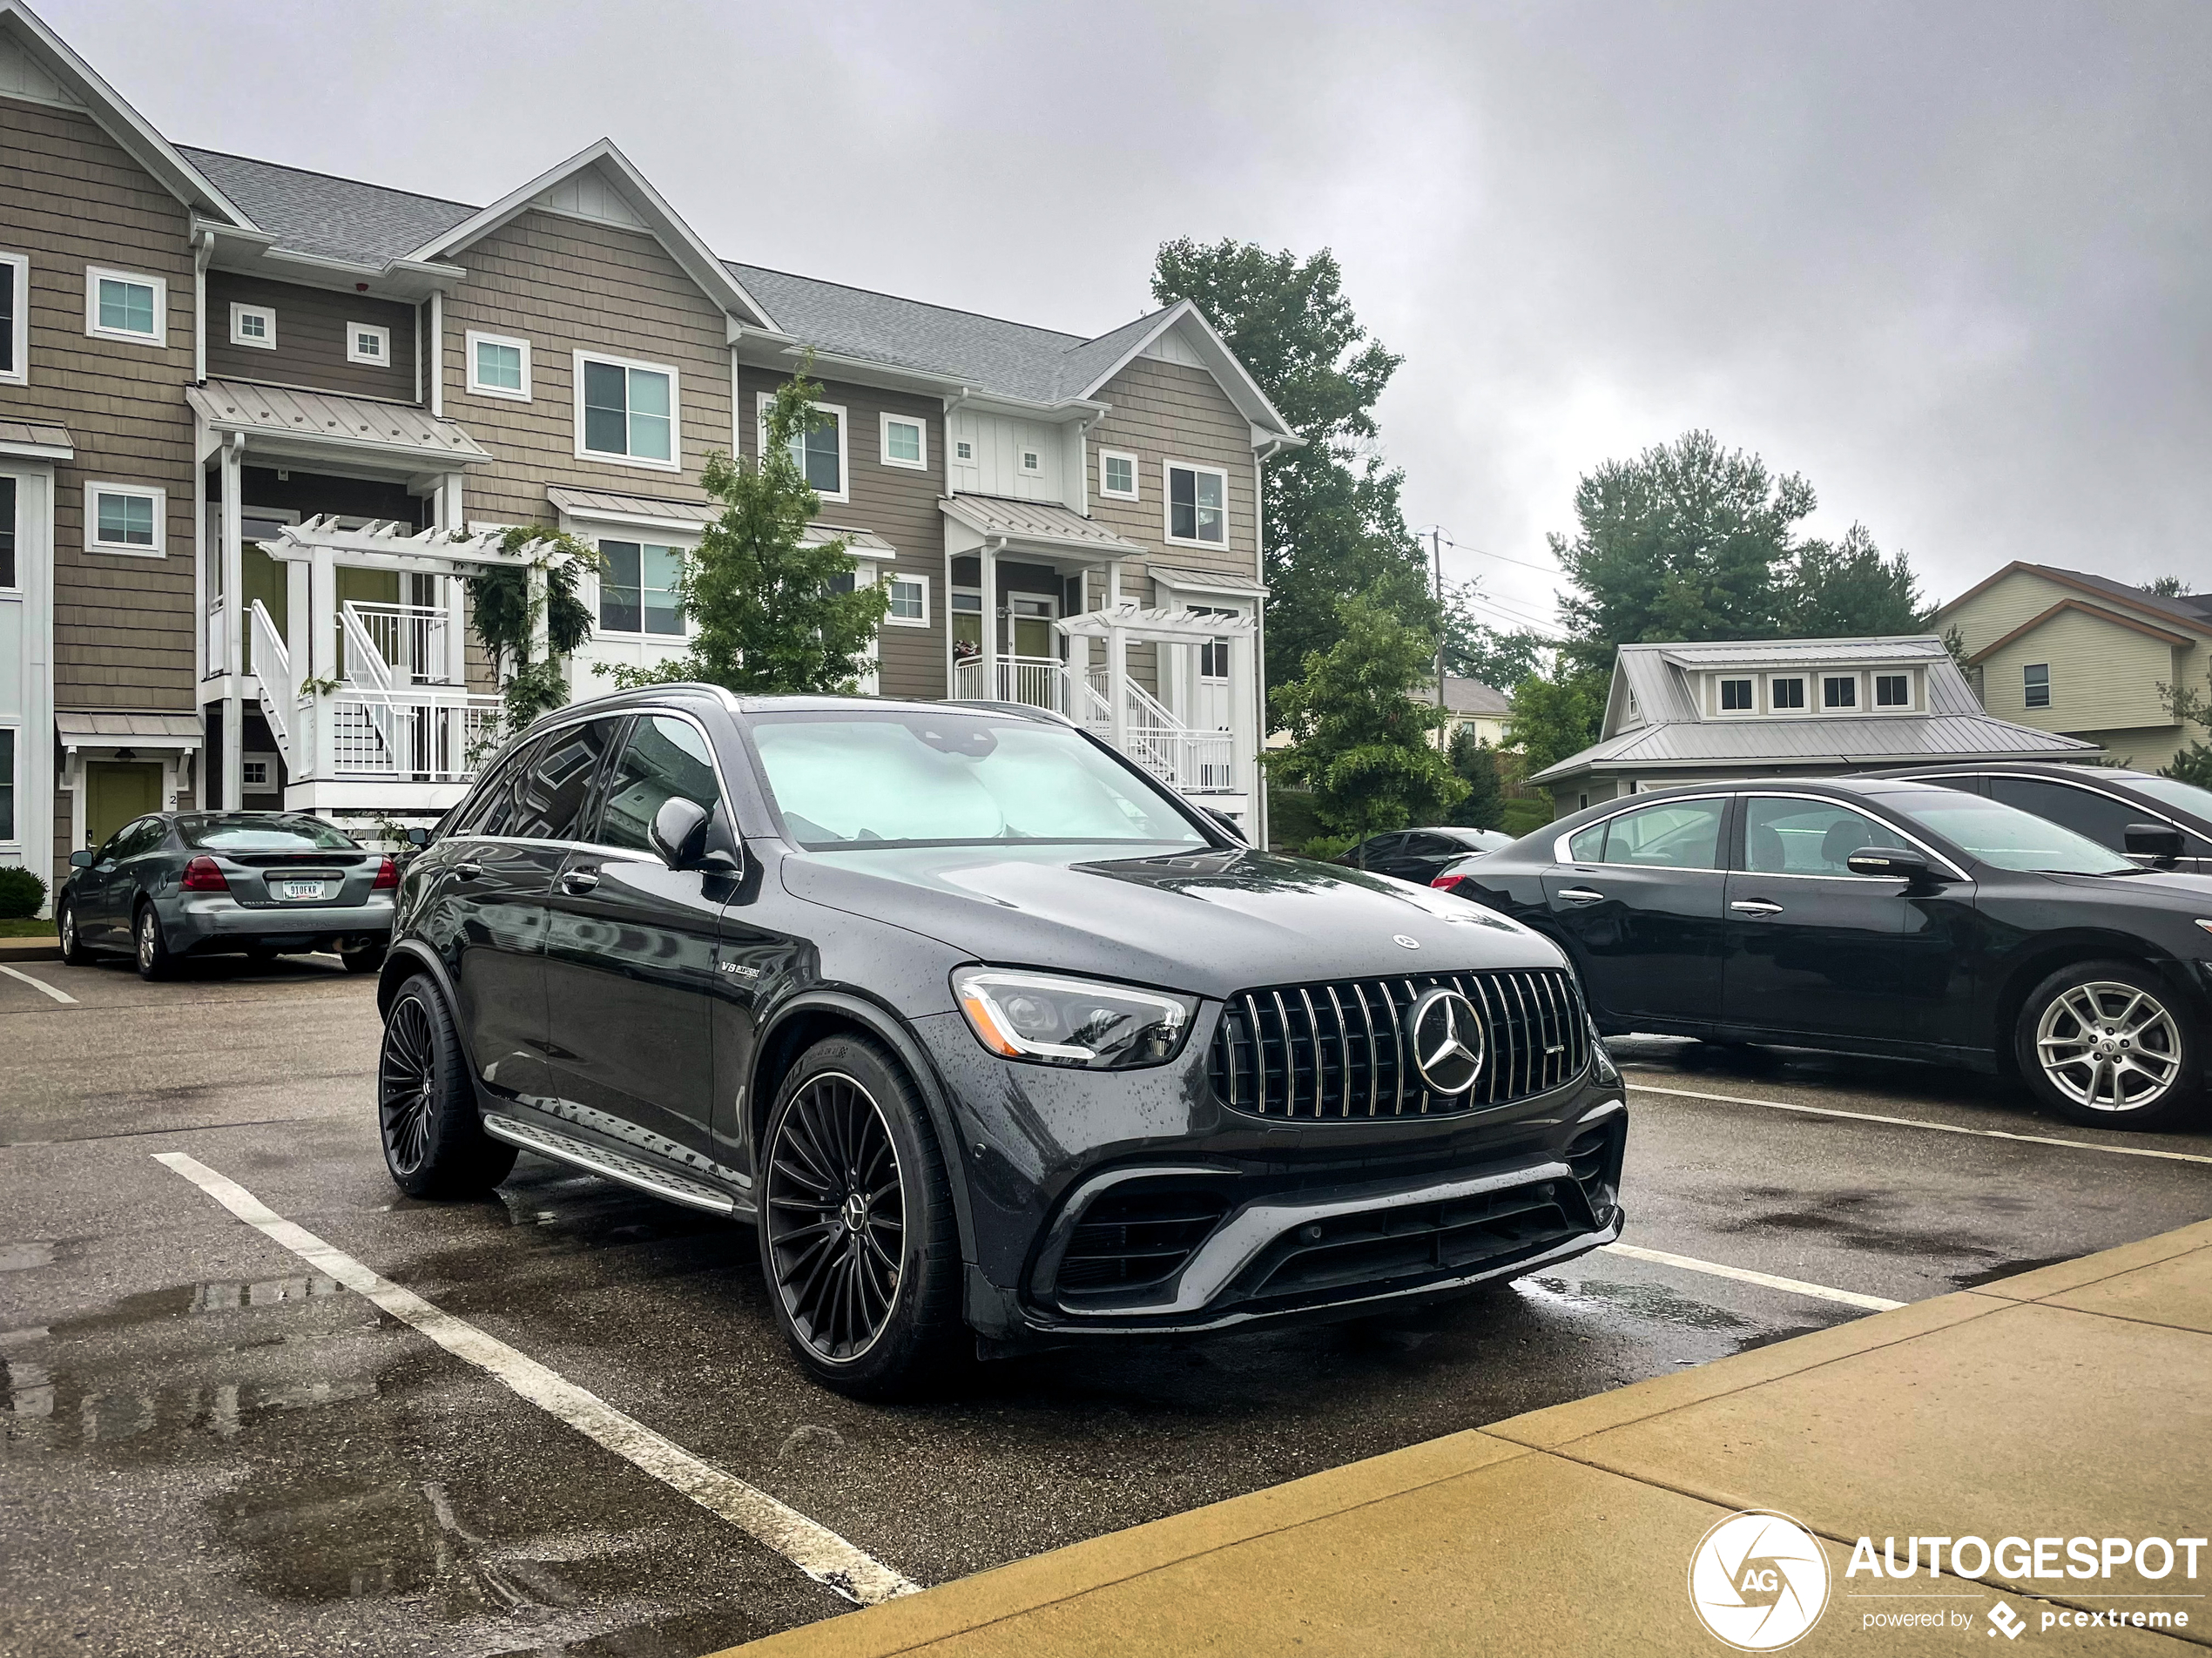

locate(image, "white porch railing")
(327, 690), (501, 781)
(1125, 725), (1237, 792)
(247, 601), (295, 768)
(950, 655), (1072, 713)
(347, 602), (452, 684)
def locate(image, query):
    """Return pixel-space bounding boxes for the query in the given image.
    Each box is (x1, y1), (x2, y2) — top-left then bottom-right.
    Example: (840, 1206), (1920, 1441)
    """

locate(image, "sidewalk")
(725, 1218), (2212, 1656)
(0, 934), (59, 961)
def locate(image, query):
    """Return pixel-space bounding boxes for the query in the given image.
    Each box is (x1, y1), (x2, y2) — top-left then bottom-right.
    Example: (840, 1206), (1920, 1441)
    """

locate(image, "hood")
(778, 843), (1568, 1000)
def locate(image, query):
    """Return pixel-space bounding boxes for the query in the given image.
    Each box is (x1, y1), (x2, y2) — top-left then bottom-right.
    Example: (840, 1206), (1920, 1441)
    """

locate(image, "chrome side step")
(483, 1114), (738, 1216)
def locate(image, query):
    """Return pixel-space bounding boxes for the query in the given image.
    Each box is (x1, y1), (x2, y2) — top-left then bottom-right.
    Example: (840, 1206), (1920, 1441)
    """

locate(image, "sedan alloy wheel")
(765, 1071), (907, 1363)
(2033, 980), (2183, 1114)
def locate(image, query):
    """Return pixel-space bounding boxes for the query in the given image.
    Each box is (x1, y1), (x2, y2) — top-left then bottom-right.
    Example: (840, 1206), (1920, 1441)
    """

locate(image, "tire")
(377, 974), (518, 1197)
(2014, 960), (2203, 1131)
(57, 901), (95, 966)
(758, 1034), (968, 1399)
(133, 904), (175, 981)
(341, 940), (388, 975)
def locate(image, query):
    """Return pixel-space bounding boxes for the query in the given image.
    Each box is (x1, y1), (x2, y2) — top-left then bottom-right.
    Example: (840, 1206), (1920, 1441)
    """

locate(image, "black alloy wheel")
(765, 1071), (907, 1362)
(759, 1035), (966, 1397)
(380, 992), (439, 1179)
(376, 975), (517, 1197)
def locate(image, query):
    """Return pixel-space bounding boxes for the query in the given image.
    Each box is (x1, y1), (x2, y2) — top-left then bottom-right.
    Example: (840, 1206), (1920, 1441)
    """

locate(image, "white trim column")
(978, 537), (998, 701)
(285, 557), (312, 779)
(1227, 630), (1257, 799)
(0, 462), (57, 907)
(219, 434), (245, 809)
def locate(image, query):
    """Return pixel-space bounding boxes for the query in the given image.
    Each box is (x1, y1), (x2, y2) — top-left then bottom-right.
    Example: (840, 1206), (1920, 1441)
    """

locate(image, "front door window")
(1009, 595), (1057, 660)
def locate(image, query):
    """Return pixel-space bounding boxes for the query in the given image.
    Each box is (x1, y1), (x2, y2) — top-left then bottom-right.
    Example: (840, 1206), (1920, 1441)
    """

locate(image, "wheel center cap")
(840, 1192), (868, 1234)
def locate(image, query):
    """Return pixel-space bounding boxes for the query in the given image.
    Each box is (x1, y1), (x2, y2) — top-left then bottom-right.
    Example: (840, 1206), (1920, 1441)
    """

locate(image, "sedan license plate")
(280, 880), (328, 900)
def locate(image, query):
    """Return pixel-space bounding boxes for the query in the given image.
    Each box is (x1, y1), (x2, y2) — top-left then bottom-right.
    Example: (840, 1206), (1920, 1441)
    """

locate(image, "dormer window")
(1719, 677), (1754, 711)
(1875, 673), (1911, 709)
(1770, 676), (1806, 710)
(1822, 675), (1858, 710)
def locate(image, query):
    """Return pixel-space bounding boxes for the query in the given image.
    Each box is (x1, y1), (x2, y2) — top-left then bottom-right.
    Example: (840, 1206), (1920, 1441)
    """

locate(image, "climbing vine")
(462, 527), (602, 744)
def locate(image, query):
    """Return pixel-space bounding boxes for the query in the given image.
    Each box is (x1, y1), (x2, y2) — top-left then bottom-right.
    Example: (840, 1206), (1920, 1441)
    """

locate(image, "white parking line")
(1623, 1078), (2212, 1166)
(0, 964), (77, 1005)
(1599, 1242), (1905, 1312)
(152, 1151), (919, 1607)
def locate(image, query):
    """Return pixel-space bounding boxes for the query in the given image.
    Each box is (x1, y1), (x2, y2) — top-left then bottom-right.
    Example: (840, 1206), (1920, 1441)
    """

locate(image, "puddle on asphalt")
(1517, 1273), (1753, 1332)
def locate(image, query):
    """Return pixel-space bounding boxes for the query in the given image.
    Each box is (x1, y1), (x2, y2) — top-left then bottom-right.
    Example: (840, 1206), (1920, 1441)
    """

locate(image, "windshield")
(1880, 788), (2134, 875)
(177, 813), (358, 853)
(2127, 775), (2212, 823)
(747, 711), (1210, 851)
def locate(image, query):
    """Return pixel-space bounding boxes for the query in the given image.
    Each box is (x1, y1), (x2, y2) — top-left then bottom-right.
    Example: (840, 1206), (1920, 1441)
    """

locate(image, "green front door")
(84, 761), (163, 850)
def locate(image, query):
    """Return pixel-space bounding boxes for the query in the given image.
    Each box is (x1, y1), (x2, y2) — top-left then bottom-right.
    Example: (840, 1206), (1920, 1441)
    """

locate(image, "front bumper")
(907, 1008), (1628, 1345)
(165, 894), (394, 952)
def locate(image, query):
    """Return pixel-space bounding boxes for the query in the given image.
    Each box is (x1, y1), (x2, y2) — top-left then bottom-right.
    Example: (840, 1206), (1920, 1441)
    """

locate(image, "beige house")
(1421, 675), (1513, 749)
(1932, 564), (2212, 773)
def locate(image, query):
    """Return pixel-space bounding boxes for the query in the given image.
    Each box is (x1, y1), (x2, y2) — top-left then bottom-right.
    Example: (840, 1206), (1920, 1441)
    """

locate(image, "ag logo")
(1406, 987), (1484, 1095)
(1688, 1510), (1831, 1650)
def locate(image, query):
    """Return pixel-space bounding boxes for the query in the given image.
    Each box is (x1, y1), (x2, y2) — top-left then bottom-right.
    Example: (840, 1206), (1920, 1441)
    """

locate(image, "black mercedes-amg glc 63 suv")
(375, 686), (1627, 1395)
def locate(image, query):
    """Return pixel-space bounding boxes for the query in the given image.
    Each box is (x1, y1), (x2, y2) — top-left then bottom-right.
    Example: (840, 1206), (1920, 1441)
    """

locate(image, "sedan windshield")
(175, 813), (359, 853)
(747, 711), (1209, 850)
(1880, 789), (2134, 875)
(2128, 774), (2212, 823)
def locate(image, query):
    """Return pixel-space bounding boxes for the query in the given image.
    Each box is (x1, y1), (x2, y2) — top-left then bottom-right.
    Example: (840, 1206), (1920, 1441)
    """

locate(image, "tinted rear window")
(177, 813), (357, 853)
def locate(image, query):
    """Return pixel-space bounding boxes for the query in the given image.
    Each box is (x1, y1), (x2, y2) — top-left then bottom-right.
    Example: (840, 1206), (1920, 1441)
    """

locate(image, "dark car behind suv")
(1874, 762), (2212, 874)
(374, 687), (1628, 1396)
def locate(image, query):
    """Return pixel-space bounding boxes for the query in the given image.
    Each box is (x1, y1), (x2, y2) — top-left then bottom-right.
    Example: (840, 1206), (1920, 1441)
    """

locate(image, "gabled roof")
(1614, 636), (1982, 726)
(404, 139), (772, 328)
(1064, 301), (1298, 440)
(1967, 598), (2195, 664)
(1530, 711), (2097, 782)
(1422, 676), (1513, 718)
(1933, 562), (2212, 637)
(179, 147), (474, 266)
(0, 1), (254, 226)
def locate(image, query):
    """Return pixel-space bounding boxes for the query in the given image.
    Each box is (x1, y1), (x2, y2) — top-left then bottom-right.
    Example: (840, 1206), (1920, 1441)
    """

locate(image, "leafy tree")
(1440, 582), (1548, 691)
(2144, 576), (2195, 597)
(2165, 740), (2212, 790)
(1777, 522), (1924, 637)
(1266, 588), (1465, 853)
(1507, 664), (1611, 778)
(1150, 239), (1437, 687)
(1445, 727), (1505, 831)
(464, 527), (600, 737)
(607, 371), (888, 694)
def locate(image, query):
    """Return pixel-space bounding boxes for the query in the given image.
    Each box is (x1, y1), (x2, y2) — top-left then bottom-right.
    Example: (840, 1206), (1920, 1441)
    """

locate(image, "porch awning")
(190, 379), (491, 470)
(942, 494), (1147, 562)
(1058, 603), (1258, 642)
(255, 516), (549, 574)
(56, 711), (203, 750)
(0, 418), (72, 461)
(547, 487), (894, 556)
(1150, 563), (1267, 597)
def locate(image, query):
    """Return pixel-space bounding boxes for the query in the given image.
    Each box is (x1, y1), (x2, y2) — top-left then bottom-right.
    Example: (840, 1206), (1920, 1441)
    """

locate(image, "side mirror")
(404, 826), (433, 850)
(1847, 846), (1939, 885)
(649, 797), (714, 871)
(2124, 822), (2184, 866)
(1203, 808), (1247, 845)
(70, 849), (95, 869)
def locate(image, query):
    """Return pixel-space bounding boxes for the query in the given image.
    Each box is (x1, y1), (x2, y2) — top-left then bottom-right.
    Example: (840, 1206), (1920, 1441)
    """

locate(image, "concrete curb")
(0, 934), (61, 961)
(720, 1217), (2212, 1656)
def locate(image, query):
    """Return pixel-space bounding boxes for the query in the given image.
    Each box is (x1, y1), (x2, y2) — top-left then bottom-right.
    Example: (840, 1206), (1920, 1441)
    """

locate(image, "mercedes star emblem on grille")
(1406, 987), (1485, 1095)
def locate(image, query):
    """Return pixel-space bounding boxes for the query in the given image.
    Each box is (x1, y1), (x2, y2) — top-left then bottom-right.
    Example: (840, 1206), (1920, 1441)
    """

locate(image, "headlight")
(952, 968), (1195, 1069)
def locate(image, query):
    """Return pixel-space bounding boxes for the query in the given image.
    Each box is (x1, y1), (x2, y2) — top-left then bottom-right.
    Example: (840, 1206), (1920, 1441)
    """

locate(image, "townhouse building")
(0, 1), (1297, 909)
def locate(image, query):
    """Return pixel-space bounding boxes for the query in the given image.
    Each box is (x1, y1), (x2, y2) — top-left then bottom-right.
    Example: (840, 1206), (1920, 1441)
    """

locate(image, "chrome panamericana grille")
(1207, 969), (1589, 1120)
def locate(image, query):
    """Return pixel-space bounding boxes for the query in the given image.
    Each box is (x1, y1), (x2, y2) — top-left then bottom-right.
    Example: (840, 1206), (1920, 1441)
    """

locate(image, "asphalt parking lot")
(3, 953), (2209, 1657)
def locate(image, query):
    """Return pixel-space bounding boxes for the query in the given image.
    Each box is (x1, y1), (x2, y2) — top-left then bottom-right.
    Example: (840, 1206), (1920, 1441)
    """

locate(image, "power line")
(1436, 534), (1562, 577)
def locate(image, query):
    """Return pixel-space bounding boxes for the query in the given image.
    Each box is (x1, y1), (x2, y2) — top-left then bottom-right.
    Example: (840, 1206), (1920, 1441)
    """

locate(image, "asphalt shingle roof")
(179, 147), (475, 266)
(2036, 566), (2212, 631)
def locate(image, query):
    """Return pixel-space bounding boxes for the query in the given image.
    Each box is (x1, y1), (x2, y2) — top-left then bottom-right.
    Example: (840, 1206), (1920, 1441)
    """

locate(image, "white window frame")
(593, 536), (692, 639)
(239, 754), (279, 791)
(756, 392), (847, 502)
(228, 302), (277, 350)
(1163, 459), (1231, 548)
(2024, 663), (2052, 710)
(345, 320), (392, 366)
(1872, 671), (1913, 711)
(954, 438), (974, 462)
(1769, 674), (1807, 711)
(1716, 676), (1755, 713)
(84, 266), (166, 347)
(0, 720), (17, 852)
(1820, 672), (1860, 711)
(465, 330), (531, 401)
(1020, 448), (1042, 474)
(578, 350), (683, 473)
(84, 481), (166, 557)
(0, 469), (18, 591)
(0, 251), (28, 386)
(1099, 448), (1139, 501)
(884, 570), (930, 628)
(879, 412), (927, 471)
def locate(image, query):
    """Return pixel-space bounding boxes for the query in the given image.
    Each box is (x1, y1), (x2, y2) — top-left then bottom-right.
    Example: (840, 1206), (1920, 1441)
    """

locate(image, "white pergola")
(1057, 602), (1258, 757)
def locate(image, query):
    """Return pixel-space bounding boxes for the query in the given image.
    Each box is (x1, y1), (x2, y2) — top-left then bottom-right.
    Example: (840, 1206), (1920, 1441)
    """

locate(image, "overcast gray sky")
(53, 0), (2212, 633)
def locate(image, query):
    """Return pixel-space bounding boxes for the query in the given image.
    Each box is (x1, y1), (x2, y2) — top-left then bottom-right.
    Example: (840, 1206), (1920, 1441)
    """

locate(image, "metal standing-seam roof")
(941, 494), (1150, 556)
(0, 418), (73, 456)
(188, 379), (492, 465)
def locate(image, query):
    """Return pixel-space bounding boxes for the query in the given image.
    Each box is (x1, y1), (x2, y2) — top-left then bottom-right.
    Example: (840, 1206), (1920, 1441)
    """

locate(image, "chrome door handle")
(452, 862), (482, 881)
(1557, 887), (1604, 903)
(559, 869), (601, 895)
(1730, 900), (1784, 916)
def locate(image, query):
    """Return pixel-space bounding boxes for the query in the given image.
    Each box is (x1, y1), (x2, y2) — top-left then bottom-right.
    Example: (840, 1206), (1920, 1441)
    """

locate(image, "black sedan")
(1447, 778), (2212, 1131)
(374, 688), (1627, 1397)
(1874, 761), (2212, 875)
(1340, 826), (1514, 884)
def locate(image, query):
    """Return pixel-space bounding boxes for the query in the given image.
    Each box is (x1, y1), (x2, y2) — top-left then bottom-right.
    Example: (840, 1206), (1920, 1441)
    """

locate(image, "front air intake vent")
(1055, 1185), (1229, 1297)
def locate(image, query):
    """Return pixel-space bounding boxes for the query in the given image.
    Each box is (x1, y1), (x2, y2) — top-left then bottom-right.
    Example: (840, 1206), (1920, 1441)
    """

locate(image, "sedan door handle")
(559, 869), (601, 895)
(1730, 900), (1784, 916)
(451, 862), (482, 882)
(1556, 886), (1605, 903)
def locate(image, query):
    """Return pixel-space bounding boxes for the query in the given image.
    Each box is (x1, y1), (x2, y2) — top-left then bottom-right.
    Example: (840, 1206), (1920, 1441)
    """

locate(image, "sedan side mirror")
(1847, 846), (1939, 885)
(69, 849), (94, 869)
(404, 826), (433, 850)
(2124, 822), (2184, 866)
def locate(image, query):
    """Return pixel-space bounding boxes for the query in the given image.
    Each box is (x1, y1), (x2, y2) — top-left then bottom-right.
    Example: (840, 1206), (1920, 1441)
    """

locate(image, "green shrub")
(1500, 797), (1552, 839)
(0, 866), (47, 920)
(1265, 786), (1325, 853)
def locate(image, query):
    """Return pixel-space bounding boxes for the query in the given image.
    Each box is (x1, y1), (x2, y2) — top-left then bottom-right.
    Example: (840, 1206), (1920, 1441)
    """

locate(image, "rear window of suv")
(176, 813), (357, 852)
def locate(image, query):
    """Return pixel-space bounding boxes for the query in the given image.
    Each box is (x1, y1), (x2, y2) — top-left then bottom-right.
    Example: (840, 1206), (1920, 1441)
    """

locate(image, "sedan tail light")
(1430, 873), (1468, 893)
(370, 856), (399, 890)
(180, 856), (229, 892)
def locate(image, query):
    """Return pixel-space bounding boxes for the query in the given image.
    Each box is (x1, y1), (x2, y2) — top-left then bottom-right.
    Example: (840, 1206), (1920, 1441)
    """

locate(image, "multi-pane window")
(1020, 448), (1041, 473)
(1167, 463), (1226, 544)
(229, 303), (275, 348)
(0, 726), (14, 843)
(1191, 605), (1238, 677)
(581, 355), (676, 465)
(1770, 676), (1806, 710)
(2024, 663), (2051, 710)
(1822, 675), (1858, 709)
(599, 540), (684, 635)
(347, 322), (390, 365)
(786, 408), (842, 494)
(0, 253), (23, 381)
(92, 272), (158, 339)
(1719, 677), (1754, 711)
(886, 573), (927, 624)
(468, 333), (529, 399)
(99, 493), (153, 545)
(87, 484), (163, 556)
(1101, 451), (1137, 499)
(0, 475), (16, 588)
(880, 414), (925, 469)
(1875, 673), (1911, 708)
